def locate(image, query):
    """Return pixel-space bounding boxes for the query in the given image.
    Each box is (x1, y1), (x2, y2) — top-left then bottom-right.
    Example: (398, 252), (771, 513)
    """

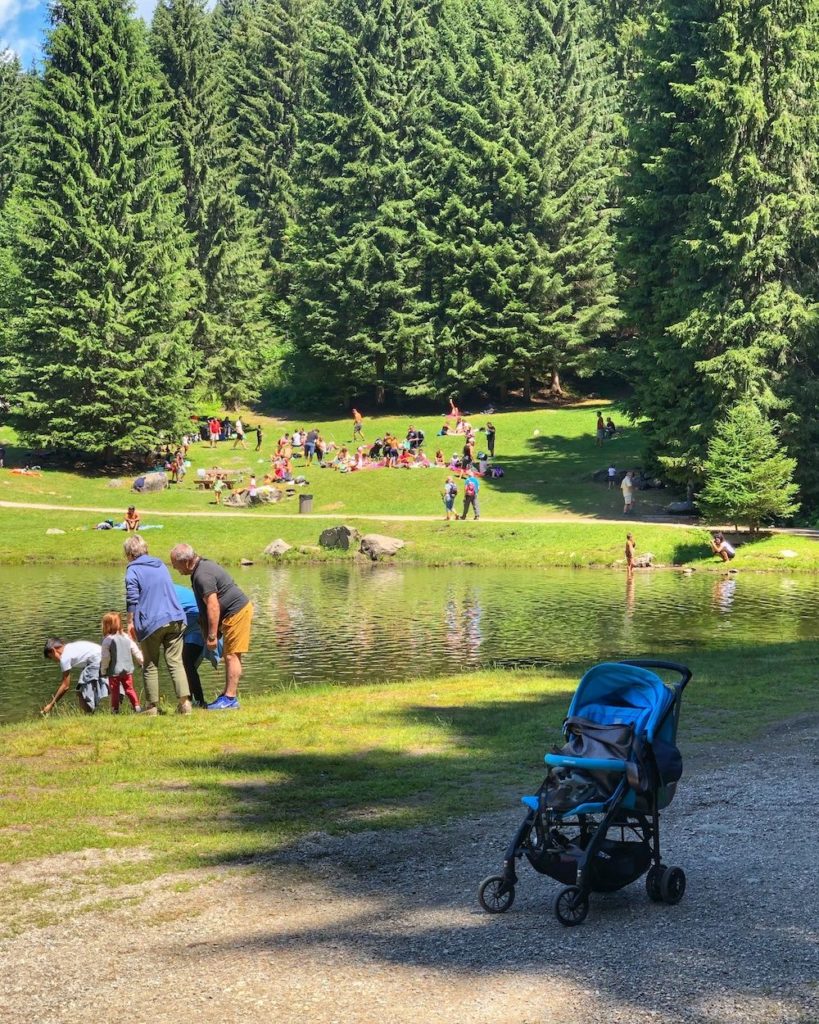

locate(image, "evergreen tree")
(6, 0), (193, 455)
(289, 0), (430, 403)
(699, 401), (800, 530)
(510, 0), (619, 397)
(0, 52), (26, 209)
(620, 0), (819, 486)
(417, 0), (525, 398)
(223, 0), (305, 295)
(152, 0), (270, 406)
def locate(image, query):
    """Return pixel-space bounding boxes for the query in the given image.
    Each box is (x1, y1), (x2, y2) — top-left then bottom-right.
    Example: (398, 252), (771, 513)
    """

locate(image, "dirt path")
(1, 720), (816, 1024)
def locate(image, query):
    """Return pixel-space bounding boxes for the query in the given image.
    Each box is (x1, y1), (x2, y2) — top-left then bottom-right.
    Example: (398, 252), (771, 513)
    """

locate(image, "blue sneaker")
(206, 694), (240, 711)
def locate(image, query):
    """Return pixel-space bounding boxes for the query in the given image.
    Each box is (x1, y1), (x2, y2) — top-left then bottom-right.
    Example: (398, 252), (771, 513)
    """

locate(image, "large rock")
(134, 471), (168, 493)
(224, 490), (250, 507)
(264, 539), (292, 557)
(319, 525), (361, 550)
(633, 552), (654, 568)
(665, 500), (695, 515)
(359, 534), (405, 561)
(255, 486), (282, 504)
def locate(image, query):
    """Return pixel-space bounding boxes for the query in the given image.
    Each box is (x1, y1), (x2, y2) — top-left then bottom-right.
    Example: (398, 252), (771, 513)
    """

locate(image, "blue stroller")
(478, 660), (691, 926)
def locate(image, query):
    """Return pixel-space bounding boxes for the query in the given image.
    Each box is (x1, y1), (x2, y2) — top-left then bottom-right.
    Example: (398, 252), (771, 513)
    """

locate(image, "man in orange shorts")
(169, 543), (253, 711)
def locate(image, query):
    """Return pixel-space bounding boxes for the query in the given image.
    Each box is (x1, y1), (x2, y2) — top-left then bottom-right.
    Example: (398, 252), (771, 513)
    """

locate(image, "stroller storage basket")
(478, 660), (692, 925)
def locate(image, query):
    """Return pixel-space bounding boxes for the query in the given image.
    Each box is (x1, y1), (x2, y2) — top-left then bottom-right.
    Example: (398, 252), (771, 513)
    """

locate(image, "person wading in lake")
(170, 544), (253, 711)
(124, 535), (191, 715)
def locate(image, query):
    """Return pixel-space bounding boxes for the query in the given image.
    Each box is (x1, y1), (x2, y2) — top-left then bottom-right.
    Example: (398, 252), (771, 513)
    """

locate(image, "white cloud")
(0, 0), (38, 31)
(0, 32), (38, 64)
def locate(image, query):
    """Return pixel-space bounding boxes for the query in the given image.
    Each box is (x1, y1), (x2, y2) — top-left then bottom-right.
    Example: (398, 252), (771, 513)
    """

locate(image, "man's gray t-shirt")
(191, 558), (249, 627)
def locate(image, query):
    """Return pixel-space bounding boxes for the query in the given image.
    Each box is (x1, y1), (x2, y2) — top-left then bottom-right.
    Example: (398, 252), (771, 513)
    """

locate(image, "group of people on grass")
(41, 537), (253, 717)
(595, 412), (618, 446)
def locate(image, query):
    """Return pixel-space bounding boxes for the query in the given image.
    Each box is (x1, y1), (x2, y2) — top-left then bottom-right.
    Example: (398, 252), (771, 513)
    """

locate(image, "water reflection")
(3, 563), (819, 724)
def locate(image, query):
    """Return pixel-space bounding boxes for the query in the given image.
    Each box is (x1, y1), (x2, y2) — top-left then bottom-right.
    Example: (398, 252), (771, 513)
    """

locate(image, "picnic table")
(195, 472), (243, 490)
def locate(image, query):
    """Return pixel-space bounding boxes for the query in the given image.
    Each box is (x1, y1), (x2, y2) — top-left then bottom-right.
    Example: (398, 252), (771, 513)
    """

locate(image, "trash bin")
(299, 494), (313, 514)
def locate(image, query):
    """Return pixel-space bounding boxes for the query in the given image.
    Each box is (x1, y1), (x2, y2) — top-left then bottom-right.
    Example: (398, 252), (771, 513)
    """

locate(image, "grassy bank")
(1, 649), (816, 886)
(0, 403), (663, 521)
(2, 402), (816, 570)
(2, 505), (818, 570)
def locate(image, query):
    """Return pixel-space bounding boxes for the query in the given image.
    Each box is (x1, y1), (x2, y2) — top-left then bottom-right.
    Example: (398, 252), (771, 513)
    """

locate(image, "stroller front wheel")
(478, 875), (515, 914)
(660, 866), (686, 905)
(553, 885), (589, 927)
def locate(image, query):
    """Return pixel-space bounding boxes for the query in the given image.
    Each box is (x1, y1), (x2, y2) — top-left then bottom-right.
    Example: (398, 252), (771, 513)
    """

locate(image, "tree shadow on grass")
(485, 425), (682, 519)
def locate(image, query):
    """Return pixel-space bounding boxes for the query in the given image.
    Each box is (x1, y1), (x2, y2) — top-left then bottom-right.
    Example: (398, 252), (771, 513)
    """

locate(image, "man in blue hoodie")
(124, 535), (191, 715)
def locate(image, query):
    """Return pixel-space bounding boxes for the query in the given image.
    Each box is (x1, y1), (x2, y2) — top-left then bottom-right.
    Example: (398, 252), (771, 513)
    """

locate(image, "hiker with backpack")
(461, 472), (480, 520)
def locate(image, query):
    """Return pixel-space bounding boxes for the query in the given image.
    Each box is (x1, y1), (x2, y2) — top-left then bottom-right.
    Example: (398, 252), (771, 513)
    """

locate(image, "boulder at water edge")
(359, 534), (405, 561)
(634, 553), (654, 568)
(264, 539), (292, 557)
(318, 525), (361, 550)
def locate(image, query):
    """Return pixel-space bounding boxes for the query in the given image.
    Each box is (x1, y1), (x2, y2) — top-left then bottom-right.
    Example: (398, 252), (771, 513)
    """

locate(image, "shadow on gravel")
(166, 642), (819, 1023)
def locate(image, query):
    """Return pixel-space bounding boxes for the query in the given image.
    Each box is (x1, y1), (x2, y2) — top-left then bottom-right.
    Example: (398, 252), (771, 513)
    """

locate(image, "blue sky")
(1, 0), (158, 67)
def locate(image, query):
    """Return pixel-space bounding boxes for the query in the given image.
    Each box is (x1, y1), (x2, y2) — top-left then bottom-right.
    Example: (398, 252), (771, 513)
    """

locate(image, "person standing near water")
(124, 535), (190, 715)
(621, 471), (634, 514)
(625, 533), (636, 575)
(170, 544), (253, 711)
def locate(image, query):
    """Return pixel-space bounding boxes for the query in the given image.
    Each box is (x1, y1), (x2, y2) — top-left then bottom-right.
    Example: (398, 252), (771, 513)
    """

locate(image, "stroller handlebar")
(618, 659), (692, 693)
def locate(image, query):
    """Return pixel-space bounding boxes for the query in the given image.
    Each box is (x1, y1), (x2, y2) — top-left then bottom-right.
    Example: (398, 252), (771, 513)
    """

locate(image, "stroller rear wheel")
(660, 866), (686, 905)
(553, 885), (589, 927)
(478, 875), (515, 914)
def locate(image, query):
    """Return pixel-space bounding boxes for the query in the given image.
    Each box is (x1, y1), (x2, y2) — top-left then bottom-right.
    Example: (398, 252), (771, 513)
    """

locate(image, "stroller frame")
(479, 660), (692, 926)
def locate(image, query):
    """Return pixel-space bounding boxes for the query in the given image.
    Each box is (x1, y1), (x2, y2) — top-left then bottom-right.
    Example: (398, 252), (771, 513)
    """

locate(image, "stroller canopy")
(566, 662), (674, 742)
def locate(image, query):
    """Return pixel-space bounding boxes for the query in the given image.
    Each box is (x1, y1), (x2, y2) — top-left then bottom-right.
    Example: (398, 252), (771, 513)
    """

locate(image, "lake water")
(2, 563), (817, 724)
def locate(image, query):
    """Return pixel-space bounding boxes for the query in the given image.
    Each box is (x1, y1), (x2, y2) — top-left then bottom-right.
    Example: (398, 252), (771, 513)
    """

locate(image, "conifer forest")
(1, 1), (819, 505)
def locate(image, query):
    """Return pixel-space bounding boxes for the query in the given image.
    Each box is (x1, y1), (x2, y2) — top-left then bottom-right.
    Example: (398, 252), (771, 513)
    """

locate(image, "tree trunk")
(522, 369), (532, 403)
(499, 382), (508, 402)
(549, 367), (564, 396)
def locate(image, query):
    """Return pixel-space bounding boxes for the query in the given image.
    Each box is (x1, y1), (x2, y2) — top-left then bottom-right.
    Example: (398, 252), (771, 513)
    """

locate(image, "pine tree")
(289, 0), (430, 403)
(152, 0), (269, 406)
(699, 402), (800, 530)
(6, 0), (193, 456)
(620, 0), (819, 486)
(223, 0), (306, 298)
(510, 0), (619, 397)
(418, 0), (526, 398)
(0, 52), (27, 209)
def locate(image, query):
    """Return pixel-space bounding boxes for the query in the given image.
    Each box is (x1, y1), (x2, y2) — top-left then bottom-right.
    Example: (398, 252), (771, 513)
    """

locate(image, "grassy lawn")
(0, 402), (662, 520)
(1, 646), (815, 884)
(2, 401), (818, 569)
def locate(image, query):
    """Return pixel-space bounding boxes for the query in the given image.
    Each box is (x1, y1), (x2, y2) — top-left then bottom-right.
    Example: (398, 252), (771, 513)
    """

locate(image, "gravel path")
(1, 720), (817, 1024)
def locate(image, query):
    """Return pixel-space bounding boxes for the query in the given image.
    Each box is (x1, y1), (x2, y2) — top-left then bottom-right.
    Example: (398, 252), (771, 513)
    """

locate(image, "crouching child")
(41, 637), (108, 715)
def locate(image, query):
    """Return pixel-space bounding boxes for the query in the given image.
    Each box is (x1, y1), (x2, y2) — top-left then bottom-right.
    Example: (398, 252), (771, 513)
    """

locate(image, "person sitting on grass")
(710, 531), (736, 562)
(605, 416), (617, 439)
(41, 637), (108, 715)
(435, 449), (445, 466)
(124, 505), (141, 531)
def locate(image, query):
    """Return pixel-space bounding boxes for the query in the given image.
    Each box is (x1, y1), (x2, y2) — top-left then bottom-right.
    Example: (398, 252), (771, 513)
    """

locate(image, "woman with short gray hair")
(124, 538), (190, 715)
